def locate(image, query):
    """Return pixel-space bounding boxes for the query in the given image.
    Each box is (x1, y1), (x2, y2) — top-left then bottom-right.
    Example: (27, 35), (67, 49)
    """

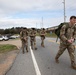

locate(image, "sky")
(0, 0), (76, 29)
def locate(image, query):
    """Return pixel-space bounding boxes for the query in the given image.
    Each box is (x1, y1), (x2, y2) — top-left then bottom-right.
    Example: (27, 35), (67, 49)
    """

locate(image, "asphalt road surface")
(6, 37), (76, 75)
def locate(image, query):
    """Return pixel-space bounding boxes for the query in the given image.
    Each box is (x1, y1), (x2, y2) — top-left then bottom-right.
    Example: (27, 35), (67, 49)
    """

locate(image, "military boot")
(55, 57), (59, 63)
(71, 62), (76, 70)
(35, 47), (37, 50)
(42, 44), (45, 47)
(31, 46), (33, 50)
(26, 50), (28, 52)
(26, 47), (28, 52)
(41, 43), (43, 47)
(22, 50), (25, 54)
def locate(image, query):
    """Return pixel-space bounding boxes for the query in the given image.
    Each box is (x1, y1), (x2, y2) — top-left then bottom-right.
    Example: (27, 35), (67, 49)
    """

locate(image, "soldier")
(30, 28), (37, 50)
(20, 27), (28, 54)
(40, 28), (46, 47)
(55, 16), (76, 70)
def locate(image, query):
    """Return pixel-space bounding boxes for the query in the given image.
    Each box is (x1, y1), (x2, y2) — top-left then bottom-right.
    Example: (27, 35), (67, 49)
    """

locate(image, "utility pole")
(63, 0), (66, 22)
(36, 22), (37, 28)
(42, 17), (43, 28)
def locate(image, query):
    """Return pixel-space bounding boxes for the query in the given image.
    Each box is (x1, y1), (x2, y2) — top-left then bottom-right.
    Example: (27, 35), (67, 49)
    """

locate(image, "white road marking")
(30, 46), (41, 75)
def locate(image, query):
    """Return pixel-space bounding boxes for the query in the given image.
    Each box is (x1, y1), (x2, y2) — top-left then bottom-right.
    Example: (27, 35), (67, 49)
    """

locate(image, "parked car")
(0, 35), (9, 41)
(0, 35), (3, 41)
(3, 36), (9, 41)
(9, 35), (20, 39)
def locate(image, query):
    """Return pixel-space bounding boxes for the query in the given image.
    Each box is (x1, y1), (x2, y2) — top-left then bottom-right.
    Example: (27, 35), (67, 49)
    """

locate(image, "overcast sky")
(0, 0), (76, 29)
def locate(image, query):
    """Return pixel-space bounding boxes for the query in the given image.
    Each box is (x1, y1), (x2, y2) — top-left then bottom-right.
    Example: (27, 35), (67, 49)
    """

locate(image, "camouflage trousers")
(21, 39), (28, 53)
(30, 37), (37, 50)
(41, 36), (45, 47)
(55, 43), (75, 65)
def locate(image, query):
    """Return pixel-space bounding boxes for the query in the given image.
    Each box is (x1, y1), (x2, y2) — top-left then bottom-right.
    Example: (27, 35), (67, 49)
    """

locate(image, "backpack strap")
(65, 23), (69, 35)
(56, 23), (69, 42)
(56, 36), (58, 42)
(21, 31), (23, 37)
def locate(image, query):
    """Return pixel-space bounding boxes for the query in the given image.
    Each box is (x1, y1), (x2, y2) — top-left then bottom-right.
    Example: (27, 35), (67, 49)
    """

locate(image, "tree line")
(0, 27), (42, 35)
(0, 27), (22, 35)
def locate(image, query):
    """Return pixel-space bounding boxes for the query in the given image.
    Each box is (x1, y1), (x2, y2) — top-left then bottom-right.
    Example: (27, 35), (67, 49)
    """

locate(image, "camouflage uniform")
(40, 28), (46, 47)
(20, 28), (28, 53)
(55, 23), (76, 69)
(30, 28), (37, 50)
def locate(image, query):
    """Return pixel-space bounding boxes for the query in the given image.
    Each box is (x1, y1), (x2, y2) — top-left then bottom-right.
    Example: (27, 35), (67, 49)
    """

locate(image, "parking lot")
(0, 38), (21, 49)
(0, 35), (20, 41)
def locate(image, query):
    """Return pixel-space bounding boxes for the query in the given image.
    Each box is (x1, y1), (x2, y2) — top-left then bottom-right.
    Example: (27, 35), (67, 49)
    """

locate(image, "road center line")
(30, 46), (41, 75)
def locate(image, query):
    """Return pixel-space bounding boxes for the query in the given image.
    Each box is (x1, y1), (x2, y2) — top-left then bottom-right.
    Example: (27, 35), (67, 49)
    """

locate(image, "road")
(6, 37), (76, 75)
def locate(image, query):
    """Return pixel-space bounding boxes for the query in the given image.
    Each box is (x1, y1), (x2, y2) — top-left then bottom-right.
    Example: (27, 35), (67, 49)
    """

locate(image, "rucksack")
(55, 22), (69, 42)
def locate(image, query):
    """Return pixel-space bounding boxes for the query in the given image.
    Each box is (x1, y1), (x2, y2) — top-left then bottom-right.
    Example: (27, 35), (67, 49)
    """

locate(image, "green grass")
(46, 33), (57, 37)
(36, 33), (40, 36)
(36, 32), (57, 38)
(0, 44), (18, 53)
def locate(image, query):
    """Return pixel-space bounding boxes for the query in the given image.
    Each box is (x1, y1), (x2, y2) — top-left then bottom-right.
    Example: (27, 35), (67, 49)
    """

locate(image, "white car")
(10, 35), (17, 39)
(9, 35), (20, 39)
(0, 36), (3, 41)
(0, 35), (9, 41)
(3, 36), (9, 40)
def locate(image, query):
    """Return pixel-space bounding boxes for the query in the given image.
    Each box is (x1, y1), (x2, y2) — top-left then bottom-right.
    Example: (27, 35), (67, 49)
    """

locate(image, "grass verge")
(0, 44), (18, 53)
(36, 32), (57, 38)
(46, 33), (56, 37)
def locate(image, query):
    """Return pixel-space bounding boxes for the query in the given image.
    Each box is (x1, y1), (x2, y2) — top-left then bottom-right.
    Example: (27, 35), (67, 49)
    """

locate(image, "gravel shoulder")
(0, 39), (21, 75)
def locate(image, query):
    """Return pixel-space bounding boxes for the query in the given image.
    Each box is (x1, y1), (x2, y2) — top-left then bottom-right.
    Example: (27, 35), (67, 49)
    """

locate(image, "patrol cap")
(31, 28), (35, 30)
(41, 28), (45, 30)
(23, 27), (27, 29)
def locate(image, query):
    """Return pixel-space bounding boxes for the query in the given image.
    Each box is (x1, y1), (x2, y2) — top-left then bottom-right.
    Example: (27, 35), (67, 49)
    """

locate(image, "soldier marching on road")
(29, 28), (37, 50)
(20, 27), (28, 54)
(55, 16), (76, 70)
(40, 28), (46, 47)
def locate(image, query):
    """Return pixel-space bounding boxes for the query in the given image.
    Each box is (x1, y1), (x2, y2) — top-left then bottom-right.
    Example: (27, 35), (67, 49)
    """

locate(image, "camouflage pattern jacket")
(30, 30), (36, 37)
(60, 24), (76, 45)
(40, 30), (46, 37)
(20, 31), (28, 41)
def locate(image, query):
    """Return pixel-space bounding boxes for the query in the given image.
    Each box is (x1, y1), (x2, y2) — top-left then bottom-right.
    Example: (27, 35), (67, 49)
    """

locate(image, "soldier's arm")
(20, 31), (23, 40)
(28, 31), (30, 36)
(45, 31), (47, 36)
(60, 25), (68, 42)
(34, 31), (37, 36)
(26, 31), (29, 36)
(43, 31), (46, 36)
(73, 25), (76, 40)
(40, 31), (42, 36)
(29, 31), (32, 37)
(40, 31), (44, 36)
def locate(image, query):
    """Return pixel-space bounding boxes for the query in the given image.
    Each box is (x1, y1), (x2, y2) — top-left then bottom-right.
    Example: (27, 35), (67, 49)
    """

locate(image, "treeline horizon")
(0, 27), (42, 35)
